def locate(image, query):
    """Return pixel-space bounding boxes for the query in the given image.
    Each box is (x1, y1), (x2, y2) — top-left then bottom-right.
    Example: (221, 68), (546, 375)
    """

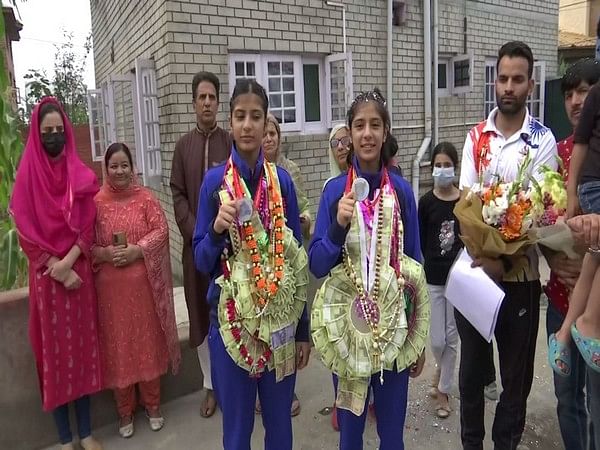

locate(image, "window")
(266, 59), (299, 126)
(229, 53), (353, 132)
(86, 89), (108, 161)
(528, 61), (545, 122)
(437, 60), (450, 97)
(484, 59), (545, 122)
(135, 58), (162, 188)
(484, 59), (496, 118)
(325, 53), (353, 125)
(450, 53), (473, 95)
(437, 53), (472, 96)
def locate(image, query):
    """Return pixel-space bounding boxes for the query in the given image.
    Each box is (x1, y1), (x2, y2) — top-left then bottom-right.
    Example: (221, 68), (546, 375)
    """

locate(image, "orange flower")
(252, 266), (261, 277)
(483, 185), (503, 204)
(257, 278), (266, 290)
(500, 203), (525, 241)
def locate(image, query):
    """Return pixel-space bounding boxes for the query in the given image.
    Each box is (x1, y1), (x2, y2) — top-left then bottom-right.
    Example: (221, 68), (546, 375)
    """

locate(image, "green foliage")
(0, 9), (28, 290)
(25, 30), (91, 124)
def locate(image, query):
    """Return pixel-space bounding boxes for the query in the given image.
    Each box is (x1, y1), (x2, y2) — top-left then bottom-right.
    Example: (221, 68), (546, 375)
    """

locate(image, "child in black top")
(418, 142), (462, 418)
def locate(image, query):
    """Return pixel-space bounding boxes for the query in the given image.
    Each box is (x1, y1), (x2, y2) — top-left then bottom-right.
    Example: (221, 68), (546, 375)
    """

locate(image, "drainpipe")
(433, 0), (439, 146)
(412, 0), (433, 202)
(326, 1), (347, 54)
(387, 0), (393, 125)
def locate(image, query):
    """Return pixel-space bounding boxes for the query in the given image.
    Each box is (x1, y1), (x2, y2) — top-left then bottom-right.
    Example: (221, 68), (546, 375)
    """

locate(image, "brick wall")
(91, 0), (559, 276)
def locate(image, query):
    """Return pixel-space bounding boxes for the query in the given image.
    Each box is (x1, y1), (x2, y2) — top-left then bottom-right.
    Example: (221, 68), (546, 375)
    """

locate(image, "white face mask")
(432, 166), (455, 188)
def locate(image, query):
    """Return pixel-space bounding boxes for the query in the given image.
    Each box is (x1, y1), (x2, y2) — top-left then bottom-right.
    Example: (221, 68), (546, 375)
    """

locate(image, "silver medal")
(352, 177), (369, 202)
(238, 198), (253, 223)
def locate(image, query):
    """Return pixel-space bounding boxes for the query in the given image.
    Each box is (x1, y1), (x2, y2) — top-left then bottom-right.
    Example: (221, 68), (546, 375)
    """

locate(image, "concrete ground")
(43, 265), (565, 450)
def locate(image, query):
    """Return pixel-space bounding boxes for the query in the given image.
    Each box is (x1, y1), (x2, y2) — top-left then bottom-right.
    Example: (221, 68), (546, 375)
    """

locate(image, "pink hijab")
(10, 97), (99, 256)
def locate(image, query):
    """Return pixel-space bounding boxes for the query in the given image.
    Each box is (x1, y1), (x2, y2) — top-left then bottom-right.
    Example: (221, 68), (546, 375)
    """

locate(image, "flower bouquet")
(528, 165), (579, 259)
(454, 155), (537, 275)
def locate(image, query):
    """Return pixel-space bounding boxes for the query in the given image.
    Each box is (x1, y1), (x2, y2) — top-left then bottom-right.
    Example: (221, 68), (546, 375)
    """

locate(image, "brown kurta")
(170, 126), (231, 347)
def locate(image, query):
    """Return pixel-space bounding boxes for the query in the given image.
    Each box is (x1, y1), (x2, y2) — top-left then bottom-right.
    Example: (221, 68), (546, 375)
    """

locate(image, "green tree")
(25, 30), (91, 124)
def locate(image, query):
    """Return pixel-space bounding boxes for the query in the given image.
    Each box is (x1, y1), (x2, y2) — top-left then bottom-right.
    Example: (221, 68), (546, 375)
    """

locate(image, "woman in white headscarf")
(324, 124), (351, 187)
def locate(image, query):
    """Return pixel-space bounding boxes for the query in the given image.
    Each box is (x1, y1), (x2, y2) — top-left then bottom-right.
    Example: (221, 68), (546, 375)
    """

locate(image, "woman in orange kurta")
(92, 143), (180, 439)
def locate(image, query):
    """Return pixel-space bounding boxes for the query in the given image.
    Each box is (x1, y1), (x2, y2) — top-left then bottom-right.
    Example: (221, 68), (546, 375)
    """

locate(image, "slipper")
(291, 393), (301, 417)
(571, 323), (600, 373)
(118, 416), (134, 439)
(145, 410), (164, 432)
(548, 333), (571, 377)
(434, 393), (451, 419)
(200, 388), (217, 418)
(436, 405), (451, 419)
(331, 405), (339, 431)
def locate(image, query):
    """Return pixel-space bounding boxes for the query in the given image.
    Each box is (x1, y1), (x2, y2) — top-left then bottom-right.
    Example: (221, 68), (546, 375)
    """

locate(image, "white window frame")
(484, 59), (496, 118)
(528, 61), (545, 123)
(86, 88), (109, 162)
(437, 58), (451, 97)
(263, 55), (303, 132)
(450, 52), (473, 95)
(302, 56), (328, 134)
(325, 52), (354, 127)
(135, 58), (162, 189)
(483, 59), (545, 122)
(228, 54), (261, 90)
(228, 52), (353, 134)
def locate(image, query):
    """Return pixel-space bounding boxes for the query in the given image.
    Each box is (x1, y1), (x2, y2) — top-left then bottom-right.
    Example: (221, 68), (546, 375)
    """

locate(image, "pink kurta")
(21, 230), (102, 412)
(94, 185), (180, 389)
(10, 97), (102, 412)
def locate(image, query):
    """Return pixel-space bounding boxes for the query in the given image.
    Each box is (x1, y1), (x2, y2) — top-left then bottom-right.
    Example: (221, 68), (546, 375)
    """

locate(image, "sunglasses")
(330, 136), (351, 149)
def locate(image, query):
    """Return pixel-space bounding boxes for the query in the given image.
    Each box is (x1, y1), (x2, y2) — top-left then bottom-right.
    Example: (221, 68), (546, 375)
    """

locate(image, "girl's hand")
(92, 245), (116, 264)
(409, 352), (426, 378)
(336, 192), (356, 228)
(214, 200), (238, 234)
(295, 342), (311, 370)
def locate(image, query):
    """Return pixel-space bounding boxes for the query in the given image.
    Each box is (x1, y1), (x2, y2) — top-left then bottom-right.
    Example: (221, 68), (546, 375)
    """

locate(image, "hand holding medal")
(214, 200), (239, 234)
(337, 191), (356, 227)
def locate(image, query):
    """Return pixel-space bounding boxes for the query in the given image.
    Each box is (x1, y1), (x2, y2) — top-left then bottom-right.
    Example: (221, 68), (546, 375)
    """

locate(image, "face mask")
(432, 166), (455, 188)
(41, 132), (66, 157)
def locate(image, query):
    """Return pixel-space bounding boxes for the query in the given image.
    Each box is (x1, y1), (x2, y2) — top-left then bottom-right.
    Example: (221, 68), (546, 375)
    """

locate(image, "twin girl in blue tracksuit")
(194, 80), (428, 450)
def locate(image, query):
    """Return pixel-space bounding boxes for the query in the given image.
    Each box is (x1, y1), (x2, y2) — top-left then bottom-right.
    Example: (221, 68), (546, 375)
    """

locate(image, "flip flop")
(200, 388), (217, 418)
(434, 393), (451, 419)
(331, 405), (339, 431)
(571, 323), (600, 373)
(291, 393), (301, 417)
(548, 333), (571, 377)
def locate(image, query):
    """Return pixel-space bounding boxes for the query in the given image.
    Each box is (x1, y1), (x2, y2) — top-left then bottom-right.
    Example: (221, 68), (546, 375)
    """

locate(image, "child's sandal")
(571, 323), (600, 373)
(548, 333), (571, 377)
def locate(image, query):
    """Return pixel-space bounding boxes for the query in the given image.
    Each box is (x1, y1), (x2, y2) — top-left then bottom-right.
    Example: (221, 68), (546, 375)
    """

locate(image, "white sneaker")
(484, 381), (499, 401)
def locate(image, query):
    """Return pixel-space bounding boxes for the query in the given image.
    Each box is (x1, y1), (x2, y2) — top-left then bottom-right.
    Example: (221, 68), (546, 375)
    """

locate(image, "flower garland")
(229, 160), (285, 314)
(342, 167), (405, 382)
(219, 159), (286, 375)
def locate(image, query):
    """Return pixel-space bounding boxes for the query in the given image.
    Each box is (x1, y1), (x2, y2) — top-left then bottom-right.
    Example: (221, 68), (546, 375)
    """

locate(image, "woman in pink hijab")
(10, 97), (103, 450)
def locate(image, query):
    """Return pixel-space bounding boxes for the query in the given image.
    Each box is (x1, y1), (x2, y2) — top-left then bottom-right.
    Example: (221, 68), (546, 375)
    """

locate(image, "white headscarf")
(328, 123), (350, 179)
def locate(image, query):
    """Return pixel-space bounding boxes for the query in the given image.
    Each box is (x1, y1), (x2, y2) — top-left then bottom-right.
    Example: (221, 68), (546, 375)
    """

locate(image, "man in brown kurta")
(170, 72), (231, 418)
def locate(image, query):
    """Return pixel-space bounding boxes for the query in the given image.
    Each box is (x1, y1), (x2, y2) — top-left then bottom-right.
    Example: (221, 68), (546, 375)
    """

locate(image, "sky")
(7, 0), (96, 106)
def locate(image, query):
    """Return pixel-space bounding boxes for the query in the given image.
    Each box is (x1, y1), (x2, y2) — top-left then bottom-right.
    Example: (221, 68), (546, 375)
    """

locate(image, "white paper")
(445, 249), (505, 342)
